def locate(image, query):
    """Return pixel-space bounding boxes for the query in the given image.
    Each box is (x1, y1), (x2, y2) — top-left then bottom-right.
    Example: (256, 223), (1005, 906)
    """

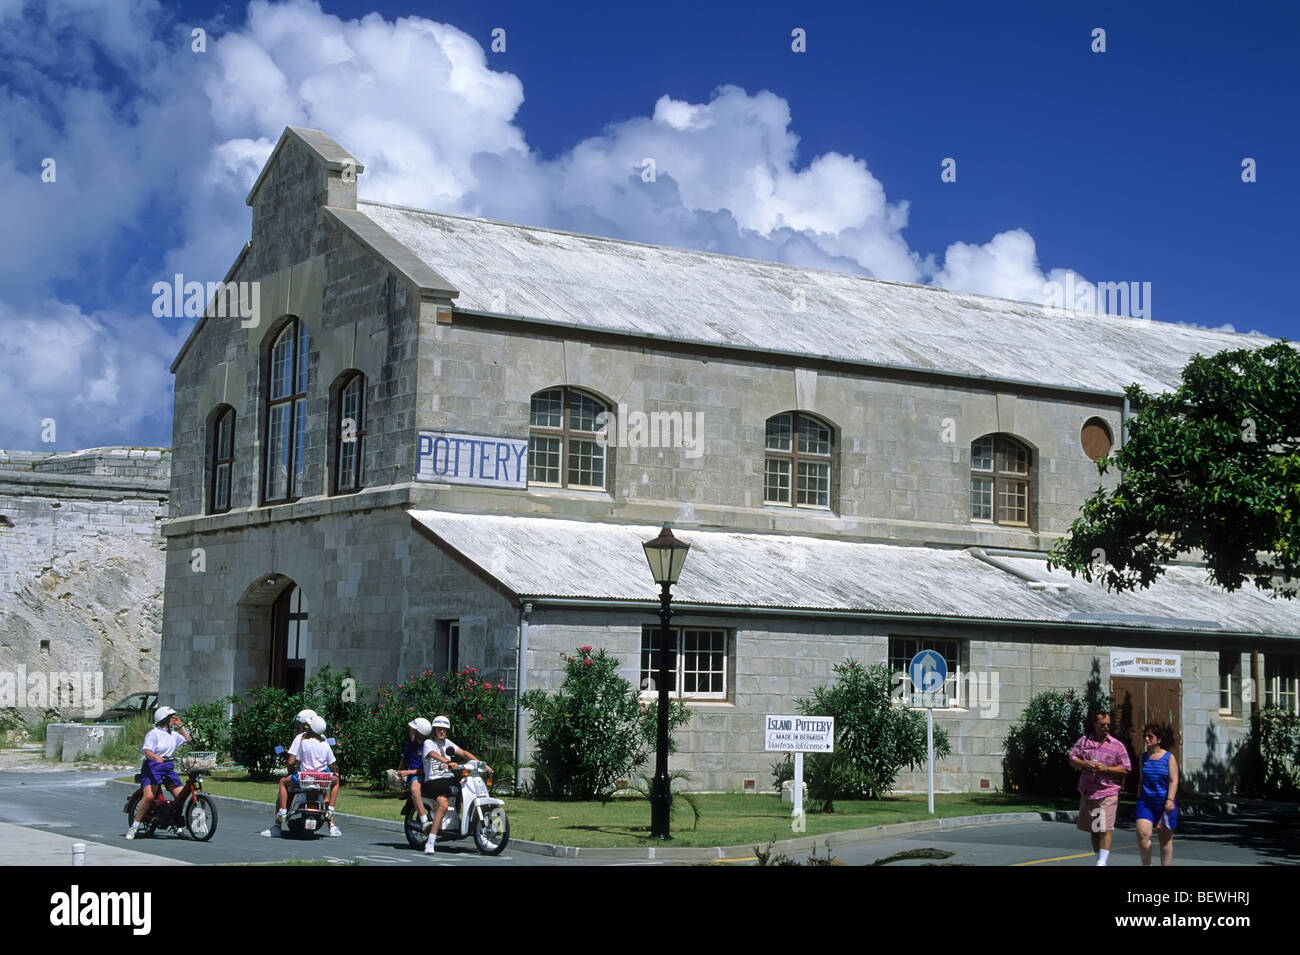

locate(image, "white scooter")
(273, 743), (336, 839)
(403, 760), (509, 855)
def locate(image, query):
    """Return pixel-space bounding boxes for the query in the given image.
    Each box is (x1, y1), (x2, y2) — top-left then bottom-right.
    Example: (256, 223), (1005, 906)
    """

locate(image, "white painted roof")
(362, 201), (1268, 395)
(408, 511), (1300, 637)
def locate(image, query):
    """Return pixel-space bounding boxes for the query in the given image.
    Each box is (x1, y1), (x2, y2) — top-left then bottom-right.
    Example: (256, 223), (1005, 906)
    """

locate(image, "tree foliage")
(521, 646), (690, 800)
(1050, 342), (1300, 597)
(795, 660), (950, 806)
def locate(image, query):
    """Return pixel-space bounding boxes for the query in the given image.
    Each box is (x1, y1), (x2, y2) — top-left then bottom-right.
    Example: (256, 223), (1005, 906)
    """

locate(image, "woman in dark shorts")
(1135, 722), (1178, 866)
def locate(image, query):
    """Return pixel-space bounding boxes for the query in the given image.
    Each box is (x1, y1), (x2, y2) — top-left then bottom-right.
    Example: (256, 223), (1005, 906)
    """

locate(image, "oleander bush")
(521, 646), (690, 800)
(1003, 689), (1092, 795)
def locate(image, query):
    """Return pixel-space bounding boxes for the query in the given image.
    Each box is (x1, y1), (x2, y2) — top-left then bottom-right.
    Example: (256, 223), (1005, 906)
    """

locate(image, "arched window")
(971, 434), (1031, 526)
(335, 372), (366, 494)
(264, 318), (310, 503)
(528, 387), (607, 490)
(210, 406), (235, 513)
(764, 412), (833, 508)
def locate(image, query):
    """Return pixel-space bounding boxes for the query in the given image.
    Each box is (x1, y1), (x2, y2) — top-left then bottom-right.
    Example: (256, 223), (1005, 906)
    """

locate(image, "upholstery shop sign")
(1110, 650), (1181, 678)
(416, 432), (527, 488)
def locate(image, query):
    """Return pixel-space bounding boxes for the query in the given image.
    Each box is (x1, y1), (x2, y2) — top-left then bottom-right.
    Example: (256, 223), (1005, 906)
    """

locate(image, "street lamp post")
(642, 522), (690, 840)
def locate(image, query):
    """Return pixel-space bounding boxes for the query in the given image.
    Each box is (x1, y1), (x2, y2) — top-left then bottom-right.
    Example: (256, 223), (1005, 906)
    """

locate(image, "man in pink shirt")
(1068, 709), (1131, 866)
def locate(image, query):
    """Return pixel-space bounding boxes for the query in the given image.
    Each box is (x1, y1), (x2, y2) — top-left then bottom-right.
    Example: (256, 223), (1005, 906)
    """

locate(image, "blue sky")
(1, 0), (1296, 449)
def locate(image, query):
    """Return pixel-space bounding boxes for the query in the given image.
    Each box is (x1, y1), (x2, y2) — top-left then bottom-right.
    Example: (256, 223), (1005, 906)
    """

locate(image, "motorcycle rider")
(126, 706), (191, 839)
(268, 708), (343, 836)
(421, 715), (491, 854)
(398, 718), (431, 833)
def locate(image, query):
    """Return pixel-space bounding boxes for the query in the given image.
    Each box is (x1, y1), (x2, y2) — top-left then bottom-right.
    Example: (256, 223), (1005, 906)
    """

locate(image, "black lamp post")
(642, 521), (690, 840)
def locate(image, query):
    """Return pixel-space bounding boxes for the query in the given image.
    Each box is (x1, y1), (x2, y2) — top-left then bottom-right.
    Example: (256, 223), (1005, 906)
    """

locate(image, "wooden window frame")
(971, 434), (1032, 527)
(210, 406), (235, 514)
(262, 318), (310, 505)
(764, 412), (834, 509)
(527, 387), (608, 491)
(334, 372), (366, 495)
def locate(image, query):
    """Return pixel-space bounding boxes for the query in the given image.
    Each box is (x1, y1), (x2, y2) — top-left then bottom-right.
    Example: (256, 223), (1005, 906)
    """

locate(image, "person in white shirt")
(126, 706), (191, 839)
(421, 715), (490, 854)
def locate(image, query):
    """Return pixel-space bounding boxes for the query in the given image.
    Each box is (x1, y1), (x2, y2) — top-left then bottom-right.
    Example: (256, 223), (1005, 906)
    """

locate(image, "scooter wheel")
(472, 807), (509, 855)
(185, 794), (218, 841)
(125, 793), (157, 837)
(403, 803), (429, 849)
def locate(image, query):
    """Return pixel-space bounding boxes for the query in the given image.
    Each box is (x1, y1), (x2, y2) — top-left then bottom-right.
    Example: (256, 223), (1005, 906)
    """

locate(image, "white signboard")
(1110, 650), (1181, 678)
(910, 690), (949, 709)
(764, 715), (835, 753)
(416, 432), (528, 488)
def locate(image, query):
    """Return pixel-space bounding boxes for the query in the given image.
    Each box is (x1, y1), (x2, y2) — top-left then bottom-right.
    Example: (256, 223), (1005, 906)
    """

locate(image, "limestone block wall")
(522, 608), (1243, 793)
(160, 497), (518, 710)
(0, 449), (169, 721)
(411, 319), (1124, 551)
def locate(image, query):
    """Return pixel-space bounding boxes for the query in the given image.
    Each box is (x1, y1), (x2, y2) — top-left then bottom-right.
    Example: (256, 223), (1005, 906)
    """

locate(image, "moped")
(403, 760), (509, 855)
(123, 750), (219, 841)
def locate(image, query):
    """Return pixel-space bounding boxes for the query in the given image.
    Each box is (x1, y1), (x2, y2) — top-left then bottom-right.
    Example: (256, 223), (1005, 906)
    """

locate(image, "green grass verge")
(188, 774), (1077, 848)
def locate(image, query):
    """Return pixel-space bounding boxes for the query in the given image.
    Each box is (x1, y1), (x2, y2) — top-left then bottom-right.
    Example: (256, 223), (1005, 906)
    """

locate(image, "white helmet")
(153, 706), (177, 724)
(431, 716), (451, 731)
(408, 717), (432, 736)
(308, 714), (327, 736)
(296, 709), (317, 725)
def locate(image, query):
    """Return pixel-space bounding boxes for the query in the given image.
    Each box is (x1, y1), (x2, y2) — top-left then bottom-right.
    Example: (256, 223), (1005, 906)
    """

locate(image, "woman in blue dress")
(1135, 722), (1178, 866)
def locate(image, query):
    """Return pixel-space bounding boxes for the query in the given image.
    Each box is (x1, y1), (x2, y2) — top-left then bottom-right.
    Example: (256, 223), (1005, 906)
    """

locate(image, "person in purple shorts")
(398, 717), (431, 832)
(1068, 709), (1131, 866)
(127, 706), (191, 839)
(1135, 722), (1179, 866)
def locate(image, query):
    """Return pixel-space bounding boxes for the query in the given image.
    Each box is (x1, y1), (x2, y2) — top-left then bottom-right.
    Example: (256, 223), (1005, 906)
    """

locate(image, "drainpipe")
(1121, 396), (1130, 450)
(515, 602), (532, 792)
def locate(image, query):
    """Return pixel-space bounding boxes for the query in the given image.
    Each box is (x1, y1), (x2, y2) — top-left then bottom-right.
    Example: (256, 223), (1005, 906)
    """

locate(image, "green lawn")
(187, 773), (1077, 848)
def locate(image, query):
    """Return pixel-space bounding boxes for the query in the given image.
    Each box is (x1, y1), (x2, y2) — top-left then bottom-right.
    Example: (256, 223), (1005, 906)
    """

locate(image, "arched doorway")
(234, 574), (311, 696)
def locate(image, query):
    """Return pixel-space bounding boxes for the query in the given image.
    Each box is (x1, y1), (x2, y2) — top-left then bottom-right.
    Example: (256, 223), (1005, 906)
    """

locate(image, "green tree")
(521, 646), (690, 800)
(796, 660), (950, 806)
(1050, 342), (1300, 598)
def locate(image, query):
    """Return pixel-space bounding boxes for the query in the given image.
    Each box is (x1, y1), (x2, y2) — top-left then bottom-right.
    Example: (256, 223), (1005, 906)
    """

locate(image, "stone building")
(1, 447), (169, 723)
(160, 127), (1299, 791)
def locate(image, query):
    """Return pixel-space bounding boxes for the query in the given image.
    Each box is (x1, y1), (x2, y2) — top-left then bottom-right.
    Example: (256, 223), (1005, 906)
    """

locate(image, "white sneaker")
(329, 824), (342, 837)
(424, 837), (437, 855)
(260, 827), (279, 838)
(125, 826), (137, 840)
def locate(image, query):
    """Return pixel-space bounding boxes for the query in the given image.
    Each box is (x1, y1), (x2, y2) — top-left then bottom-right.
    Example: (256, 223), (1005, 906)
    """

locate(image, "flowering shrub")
(521, 646), (690, 800)
(227, 686), (304, 778)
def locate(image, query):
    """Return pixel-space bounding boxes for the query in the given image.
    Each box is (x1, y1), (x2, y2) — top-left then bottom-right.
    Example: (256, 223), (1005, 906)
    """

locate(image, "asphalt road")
(2, 768), (1296, 867)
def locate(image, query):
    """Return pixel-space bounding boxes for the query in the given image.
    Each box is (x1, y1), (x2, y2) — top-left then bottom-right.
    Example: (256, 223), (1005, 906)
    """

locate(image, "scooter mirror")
(274, 745), (285, 755)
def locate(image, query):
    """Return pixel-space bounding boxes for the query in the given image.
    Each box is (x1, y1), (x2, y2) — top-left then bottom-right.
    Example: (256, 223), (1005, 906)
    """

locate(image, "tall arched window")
(264, 318), (310, 503)
(971, 434), (1031, 526)
(210, 406), (235, 513)
(764, 412), (833, 508)
(335, 372), (366, 494)
(528, 387), (607, 490)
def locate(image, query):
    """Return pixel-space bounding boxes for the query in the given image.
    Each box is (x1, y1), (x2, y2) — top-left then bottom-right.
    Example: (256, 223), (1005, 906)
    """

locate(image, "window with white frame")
(887, 637), (967, 707)
(640, 627), (729, 701)
(1264, 656), (1299, 715)
(1219, 652), (1242, 716)
(434, 620), (460, 675)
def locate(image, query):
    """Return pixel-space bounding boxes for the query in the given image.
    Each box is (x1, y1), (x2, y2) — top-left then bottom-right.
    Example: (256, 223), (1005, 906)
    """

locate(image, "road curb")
(105, 780), (1075, 860)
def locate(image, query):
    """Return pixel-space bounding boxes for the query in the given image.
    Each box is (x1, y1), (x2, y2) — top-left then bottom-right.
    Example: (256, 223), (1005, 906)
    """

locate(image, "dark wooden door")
(1110, 676), (1183, 793)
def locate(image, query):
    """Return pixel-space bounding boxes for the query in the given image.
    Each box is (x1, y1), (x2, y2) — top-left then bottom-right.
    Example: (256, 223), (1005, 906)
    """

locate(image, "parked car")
(88, 691), (159, 723)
